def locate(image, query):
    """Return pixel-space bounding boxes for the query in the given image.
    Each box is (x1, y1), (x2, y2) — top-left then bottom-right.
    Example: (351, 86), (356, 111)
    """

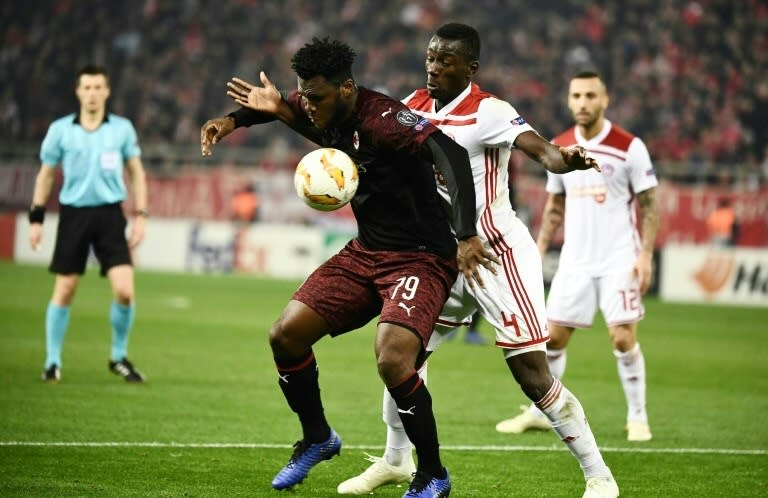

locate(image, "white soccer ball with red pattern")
(294, 148), (359, 211)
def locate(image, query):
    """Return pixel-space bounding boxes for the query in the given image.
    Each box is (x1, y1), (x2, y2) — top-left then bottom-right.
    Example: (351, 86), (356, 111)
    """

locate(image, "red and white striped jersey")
(402, 83), (535, 251)
(547, 120), (658, 275)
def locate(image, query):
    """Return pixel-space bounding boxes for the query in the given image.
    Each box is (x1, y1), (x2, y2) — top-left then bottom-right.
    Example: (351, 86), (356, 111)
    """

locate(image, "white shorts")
(429, 235), (548, 356)
(547, 268), (645, 328)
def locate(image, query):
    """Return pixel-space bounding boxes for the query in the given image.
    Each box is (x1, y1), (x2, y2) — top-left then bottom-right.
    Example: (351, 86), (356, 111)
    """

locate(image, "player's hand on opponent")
(560, 145), (600, 172)
(200, 116), (235, 157)
(227, 72), (282, 114)
(457, 236), (499, 289)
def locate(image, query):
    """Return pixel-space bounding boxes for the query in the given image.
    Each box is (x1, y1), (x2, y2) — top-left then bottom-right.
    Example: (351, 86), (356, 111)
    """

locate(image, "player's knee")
(268, 319), (294, 357)
(113, 286), (134, 305)
(547, 326), (570, 349)
(612, 335), (636, 352)
(376, 351), (409, 387)
(610, 325), (636, 352)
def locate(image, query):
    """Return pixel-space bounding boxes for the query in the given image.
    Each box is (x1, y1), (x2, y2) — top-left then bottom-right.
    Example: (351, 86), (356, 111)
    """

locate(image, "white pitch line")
(0, 441), (765, 455)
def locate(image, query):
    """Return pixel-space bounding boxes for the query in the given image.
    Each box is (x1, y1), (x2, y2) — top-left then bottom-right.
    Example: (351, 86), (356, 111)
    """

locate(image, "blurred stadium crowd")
(1, 0), (767, 187)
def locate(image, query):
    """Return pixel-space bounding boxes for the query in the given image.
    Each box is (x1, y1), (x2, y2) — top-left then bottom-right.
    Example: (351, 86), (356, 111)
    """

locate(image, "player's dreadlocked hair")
(435, 23), (480, 61)
(291, 37), (356, 85)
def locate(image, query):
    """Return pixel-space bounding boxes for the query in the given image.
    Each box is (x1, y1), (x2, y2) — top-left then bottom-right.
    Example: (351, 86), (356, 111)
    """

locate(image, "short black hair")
(76, 64), (109, 86)
(290, 37), (356, 85)
(571, 69), (607, 91)
(573, 69), (602, 80)
(435, 23), (480, 60)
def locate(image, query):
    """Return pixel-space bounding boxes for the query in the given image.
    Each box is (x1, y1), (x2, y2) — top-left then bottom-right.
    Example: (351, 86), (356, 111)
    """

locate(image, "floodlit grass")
(0, 261), (766, 497)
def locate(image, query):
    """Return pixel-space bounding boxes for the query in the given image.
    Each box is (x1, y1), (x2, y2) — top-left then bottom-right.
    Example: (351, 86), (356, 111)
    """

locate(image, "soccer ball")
(294, 148), (359, 211)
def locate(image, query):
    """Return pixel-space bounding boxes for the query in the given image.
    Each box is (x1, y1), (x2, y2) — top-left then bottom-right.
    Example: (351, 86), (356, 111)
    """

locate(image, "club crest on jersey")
(601, 163), (615, 176)
(396, 110), (419, 127)
(352, 130), (359, 150)
(510, 116), (527, 125)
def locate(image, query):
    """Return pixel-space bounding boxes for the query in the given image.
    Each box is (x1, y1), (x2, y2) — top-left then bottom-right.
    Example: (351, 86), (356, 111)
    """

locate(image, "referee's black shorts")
(50, 203), (132, 276)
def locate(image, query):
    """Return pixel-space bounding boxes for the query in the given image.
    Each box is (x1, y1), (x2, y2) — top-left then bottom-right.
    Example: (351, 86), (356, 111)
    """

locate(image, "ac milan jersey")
(402, 83), (536, 251)
(284, 87), (459, 259)
(547, 120), (658, 275)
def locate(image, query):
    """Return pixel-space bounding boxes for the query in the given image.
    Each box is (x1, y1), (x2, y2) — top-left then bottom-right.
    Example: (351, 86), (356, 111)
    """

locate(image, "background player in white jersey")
(496, 70), (659, 443)
(337, 24), (618, 498)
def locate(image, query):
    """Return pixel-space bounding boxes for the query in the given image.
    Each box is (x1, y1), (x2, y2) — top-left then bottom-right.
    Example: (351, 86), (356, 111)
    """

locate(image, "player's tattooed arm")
(635, 186), (659, 293)
(637, 187), (659, 255)
(536, 193), (565, 258)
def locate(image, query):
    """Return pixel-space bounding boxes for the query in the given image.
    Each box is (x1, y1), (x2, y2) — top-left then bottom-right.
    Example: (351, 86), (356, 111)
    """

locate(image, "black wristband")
(226, 111), (242, 129)
(28, 205), (45, 224)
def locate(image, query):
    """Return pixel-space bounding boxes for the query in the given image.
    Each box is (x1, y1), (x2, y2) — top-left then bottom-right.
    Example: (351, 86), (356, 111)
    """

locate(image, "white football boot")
(495, 405), (551, 434)
(337, 453), (416, 495)
(626, 421), (653, 442)
(583, 474), (619, 498)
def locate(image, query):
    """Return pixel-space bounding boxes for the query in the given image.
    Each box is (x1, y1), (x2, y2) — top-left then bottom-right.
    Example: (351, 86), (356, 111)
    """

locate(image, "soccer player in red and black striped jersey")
(201, 38), (495, 497)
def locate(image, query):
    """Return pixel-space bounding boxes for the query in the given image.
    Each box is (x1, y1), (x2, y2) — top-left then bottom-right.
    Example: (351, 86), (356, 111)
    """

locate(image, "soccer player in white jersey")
(337, 24), (619, 498)
(495, 70), (659, 444)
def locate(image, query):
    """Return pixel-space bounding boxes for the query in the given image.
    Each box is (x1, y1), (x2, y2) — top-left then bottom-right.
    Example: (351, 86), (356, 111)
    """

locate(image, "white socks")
(614, 343), (648, 424)
(535, 379), (611, 480)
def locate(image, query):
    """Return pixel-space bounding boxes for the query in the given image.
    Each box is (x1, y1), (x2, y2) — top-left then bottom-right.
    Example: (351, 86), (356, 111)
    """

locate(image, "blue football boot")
(271, 428), (342, 490)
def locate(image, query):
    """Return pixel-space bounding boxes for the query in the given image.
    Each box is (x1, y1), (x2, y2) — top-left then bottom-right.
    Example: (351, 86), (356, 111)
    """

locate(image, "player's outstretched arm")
(514, 130), (600, 173)
(227, 72), (300, 127)
(201, 72), (293, 157)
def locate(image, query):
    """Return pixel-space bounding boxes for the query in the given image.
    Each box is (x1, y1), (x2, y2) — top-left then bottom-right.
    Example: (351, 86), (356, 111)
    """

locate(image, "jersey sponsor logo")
(278, 373), (290, 383)
(396, 110), (420, 127)
(381, 107), (392, 117)
(510, 116), (527, 125)
(570, 184), (607, 204)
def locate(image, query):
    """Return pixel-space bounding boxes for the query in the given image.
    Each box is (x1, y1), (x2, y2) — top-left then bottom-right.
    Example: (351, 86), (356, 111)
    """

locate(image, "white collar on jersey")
(433, 82), (473, 116)
(574, 118), (613, 145)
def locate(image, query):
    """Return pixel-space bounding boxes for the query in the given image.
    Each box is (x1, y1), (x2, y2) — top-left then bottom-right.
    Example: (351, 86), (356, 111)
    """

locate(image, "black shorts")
(293, 239), (458, 348)
(50, 203), (132, 276)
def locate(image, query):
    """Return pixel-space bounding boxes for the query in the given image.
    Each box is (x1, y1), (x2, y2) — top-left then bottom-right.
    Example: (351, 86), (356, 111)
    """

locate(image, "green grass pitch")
(0, 261), (766, 497)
